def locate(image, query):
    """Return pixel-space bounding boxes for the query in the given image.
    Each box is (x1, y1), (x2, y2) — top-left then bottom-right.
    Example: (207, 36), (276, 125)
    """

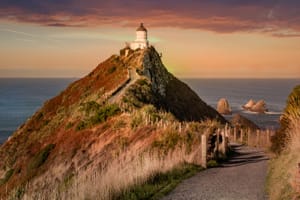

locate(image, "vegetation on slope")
(0, 47), (226, 199)
(267, 85), (300, 199)
(116, 163), (202, 200)
(271, 85), (300, 154)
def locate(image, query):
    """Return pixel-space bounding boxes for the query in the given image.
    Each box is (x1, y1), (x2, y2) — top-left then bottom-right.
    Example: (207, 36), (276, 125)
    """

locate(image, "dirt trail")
(108, 67), (139, 103)
(162, 144), (269, 200)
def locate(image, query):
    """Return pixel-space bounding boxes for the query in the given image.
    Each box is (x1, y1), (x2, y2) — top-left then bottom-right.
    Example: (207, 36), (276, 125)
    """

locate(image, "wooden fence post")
(201, 134), (207, 168)
(221, 130), (226, 155)
(247, 129), (251, 146)
(256, 130), (260, 147)
(233, 127), (237, 142)
(216, 129), (220, 159)
(266, 129), (270, 147)
(240, 129), (244, 143)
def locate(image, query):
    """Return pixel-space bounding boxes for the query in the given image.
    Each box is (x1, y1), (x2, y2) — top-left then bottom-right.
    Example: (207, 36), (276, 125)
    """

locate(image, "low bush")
(122, 78), (153, 109)
(131, 113), (143, 129)
(76, 121), (88, 131)
(152, 130), (182, 152)
(27, 144), (55, 175)
(0, 168), (14, 185)
(76, 104), (120, 131)
(90, 104), (120, 124)
(107, 66), (117, 74)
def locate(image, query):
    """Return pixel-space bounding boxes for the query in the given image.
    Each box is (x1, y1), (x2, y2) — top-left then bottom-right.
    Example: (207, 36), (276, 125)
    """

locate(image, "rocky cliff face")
(133, 47), (225, 122)
(0, 46), (225, 198)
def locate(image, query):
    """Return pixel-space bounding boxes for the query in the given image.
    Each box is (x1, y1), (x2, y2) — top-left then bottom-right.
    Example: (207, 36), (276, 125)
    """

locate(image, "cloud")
(1, 0), (300, 37)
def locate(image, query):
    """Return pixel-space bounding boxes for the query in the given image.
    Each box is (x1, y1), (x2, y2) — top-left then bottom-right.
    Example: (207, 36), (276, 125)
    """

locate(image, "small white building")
(129, 23), (149, 50)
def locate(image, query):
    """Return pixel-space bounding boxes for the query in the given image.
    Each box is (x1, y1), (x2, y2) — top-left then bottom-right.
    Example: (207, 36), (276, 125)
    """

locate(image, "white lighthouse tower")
(129, 23), (149, 50)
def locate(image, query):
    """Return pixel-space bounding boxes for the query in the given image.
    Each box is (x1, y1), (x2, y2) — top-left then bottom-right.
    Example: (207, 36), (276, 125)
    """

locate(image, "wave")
(265, 111), (282, 115)
(240, 110), (282, 115)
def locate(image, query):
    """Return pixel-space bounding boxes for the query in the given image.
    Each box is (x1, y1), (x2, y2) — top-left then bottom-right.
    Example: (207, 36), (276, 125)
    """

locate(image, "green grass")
(115, 163), (202, 200)
(76, 103), (120, 131)
(0, 168), (14, 185)
(152, 130), (182, 153)
(207, 160), (219, 168)
(107, 66), (117, 74)
(29, 144), (55, 170)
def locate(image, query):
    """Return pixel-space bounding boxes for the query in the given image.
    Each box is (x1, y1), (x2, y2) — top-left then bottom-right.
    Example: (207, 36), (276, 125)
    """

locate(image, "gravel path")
(162, 144), (269, 200)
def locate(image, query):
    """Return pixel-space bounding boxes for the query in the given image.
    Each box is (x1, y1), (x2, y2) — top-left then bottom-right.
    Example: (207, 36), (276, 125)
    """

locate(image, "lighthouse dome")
(136, 23), (147, 32)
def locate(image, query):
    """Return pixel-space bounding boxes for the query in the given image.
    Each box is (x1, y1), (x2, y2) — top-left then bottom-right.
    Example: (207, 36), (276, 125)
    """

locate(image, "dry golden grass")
(21, 144), (201, 200)
(267, 118), (300, 200)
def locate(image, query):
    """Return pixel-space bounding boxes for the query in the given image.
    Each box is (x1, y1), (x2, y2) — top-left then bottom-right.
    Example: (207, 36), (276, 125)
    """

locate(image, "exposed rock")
(251, 100), (268, 113)
(133, 47), (226, 122)
(242, 99), (268, 113)
(242, 99), (256, 110)
(230, 113), (260, 131)
(217, 98), (232, 115)
(0, 46), (227, 197)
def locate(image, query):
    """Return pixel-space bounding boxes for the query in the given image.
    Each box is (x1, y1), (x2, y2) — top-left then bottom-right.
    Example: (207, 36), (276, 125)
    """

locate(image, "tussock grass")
(267, 118), (300, 200)
(23, 145), (202, 200)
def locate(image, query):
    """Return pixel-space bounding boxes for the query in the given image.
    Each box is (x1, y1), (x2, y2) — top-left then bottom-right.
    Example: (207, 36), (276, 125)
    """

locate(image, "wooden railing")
(227, 127), (274, 148)
(201, 126), (274, 168)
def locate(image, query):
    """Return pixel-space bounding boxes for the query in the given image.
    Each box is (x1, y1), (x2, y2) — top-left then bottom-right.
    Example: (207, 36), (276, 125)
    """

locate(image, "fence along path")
(164, 125), (271, 200)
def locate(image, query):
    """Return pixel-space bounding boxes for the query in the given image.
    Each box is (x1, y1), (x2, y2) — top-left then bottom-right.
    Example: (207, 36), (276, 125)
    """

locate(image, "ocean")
(0, 78), (299, 144)
(183, 79), (299, 130)
(0, 78), (76, 144)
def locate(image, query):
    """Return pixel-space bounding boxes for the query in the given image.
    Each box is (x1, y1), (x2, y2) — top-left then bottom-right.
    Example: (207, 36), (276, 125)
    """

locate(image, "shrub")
(0, 168), (14, 185)
(207, 160), (219, 168)
(143, 105), (161, 123)
(65, 122), (74, 130)
(131, 113), (143, 129)
(107, 66), (117, 74)
(90, 104), (120, 124)
(81, 101), (101, 116)
(113, 119), (126, 130)
(76, 121), (88, 131)
(77, 104), (120, 131)
(28, 144), (55, 172)
(152, 130), (182, 152)
(122, 78), (153, 109)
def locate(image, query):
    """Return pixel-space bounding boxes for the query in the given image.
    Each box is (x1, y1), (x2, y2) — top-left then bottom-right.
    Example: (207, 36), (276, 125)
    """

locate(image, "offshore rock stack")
(217, 98), (232, 115)
(243, 99), (268, 113)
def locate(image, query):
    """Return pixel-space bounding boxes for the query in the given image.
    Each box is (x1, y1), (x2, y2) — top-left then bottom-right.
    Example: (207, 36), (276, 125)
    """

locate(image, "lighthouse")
(129, 23), (149, 50)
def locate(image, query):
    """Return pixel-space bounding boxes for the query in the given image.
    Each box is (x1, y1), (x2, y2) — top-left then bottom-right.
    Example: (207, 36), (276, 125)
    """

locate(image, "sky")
(0, 0), (300, 78)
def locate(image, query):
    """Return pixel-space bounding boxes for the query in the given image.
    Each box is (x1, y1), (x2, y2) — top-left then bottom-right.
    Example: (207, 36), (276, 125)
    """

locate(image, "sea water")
(0, 78), (299, 144)
(183, 78), (299, 129)
(0, 78), (76, 144)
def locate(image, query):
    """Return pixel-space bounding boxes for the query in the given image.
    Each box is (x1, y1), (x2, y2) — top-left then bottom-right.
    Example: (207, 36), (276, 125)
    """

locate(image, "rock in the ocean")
(243, 99), (256, 110)
(242, 99), (268, 113)
(217, 98), (232, 115)
(251, 100), (268, 113)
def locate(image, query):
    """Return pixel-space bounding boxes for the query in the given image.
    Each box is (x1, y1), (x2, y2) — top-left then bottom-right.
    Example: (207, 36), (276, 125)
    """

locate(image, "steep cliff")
(0, 47), (225, 198)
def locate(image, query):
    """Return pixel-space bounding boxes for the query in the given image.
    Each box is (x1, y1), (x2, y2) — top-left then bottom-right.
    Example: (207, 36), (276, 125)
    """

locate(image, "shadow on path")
(162, 143), (269, 200)
(221, 143), (269, 168)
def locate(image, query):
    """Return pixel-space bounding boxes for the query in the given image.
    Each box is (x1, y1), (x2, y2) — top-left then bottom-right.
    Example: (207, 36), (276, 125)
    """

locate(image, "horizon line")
(0, 76), (299, 79)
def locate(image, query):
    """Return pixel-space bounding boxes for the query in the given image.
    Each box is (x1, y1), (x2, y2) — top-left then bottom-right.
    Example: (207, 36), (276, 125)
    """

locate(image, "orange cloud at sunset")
(0, 1), (299, 78)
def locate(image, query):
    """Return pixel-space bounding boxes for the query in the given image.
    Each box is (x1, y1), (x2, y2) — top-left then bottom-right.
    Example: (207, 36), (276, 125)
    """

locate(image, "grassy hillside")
(0, 47), (226, 199)
(267, 85), (300, 199)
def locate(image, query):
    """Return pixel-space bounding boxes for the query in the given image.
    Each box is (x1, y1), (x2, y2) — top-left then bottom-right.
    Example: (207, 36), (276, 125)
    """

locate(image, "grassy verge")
(115, 163), (202, 200)
(266, 119), (300, 200)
